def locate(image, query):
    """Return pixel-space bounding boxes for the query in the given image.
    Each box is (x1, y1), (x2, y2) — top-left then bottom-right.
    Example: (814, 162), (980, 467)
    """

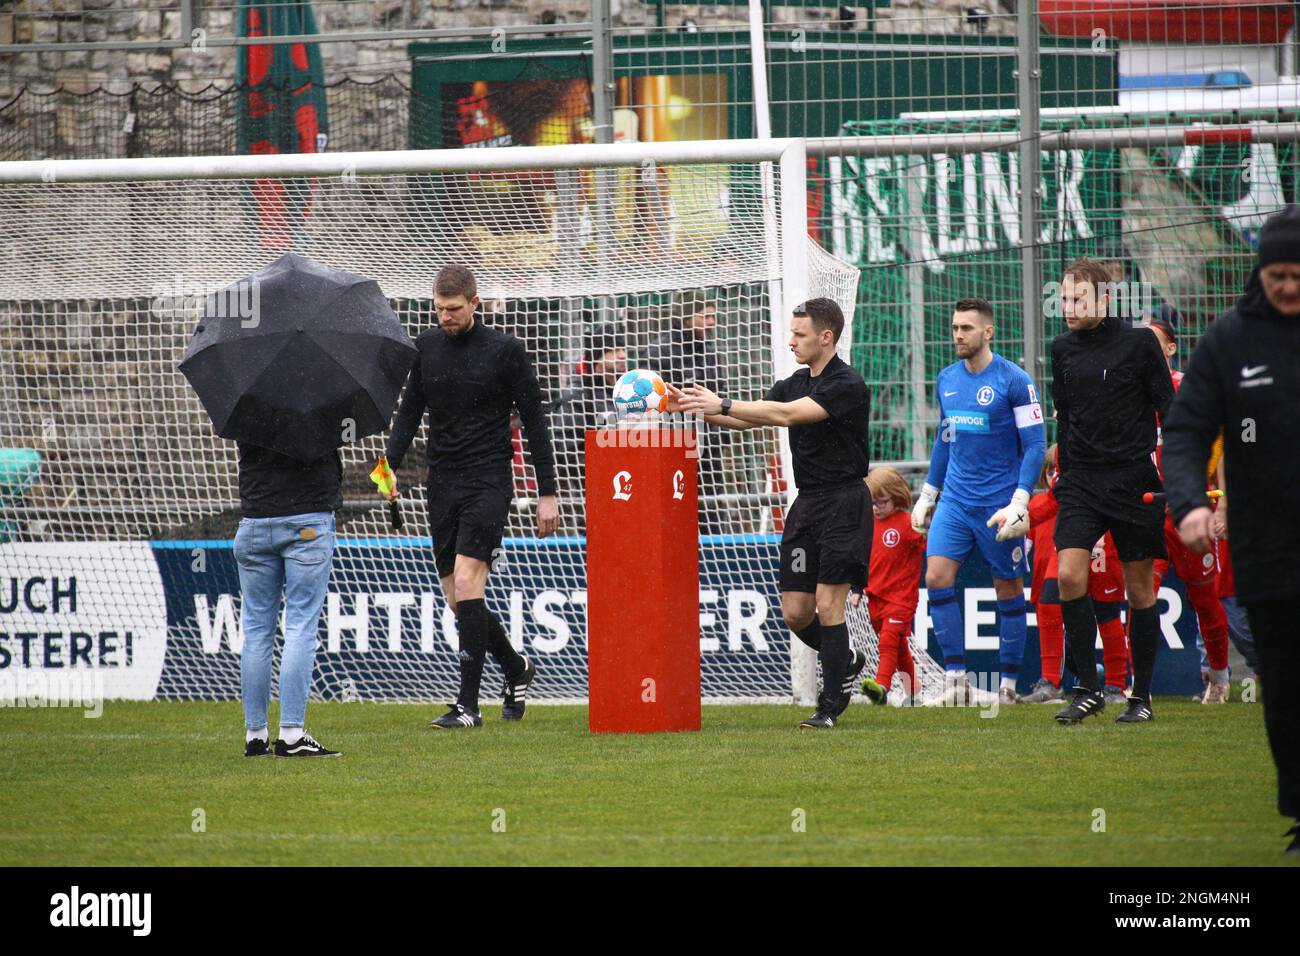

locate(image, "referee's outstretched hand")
(675, 384), (723, 417)
(663, 382), (688, 415)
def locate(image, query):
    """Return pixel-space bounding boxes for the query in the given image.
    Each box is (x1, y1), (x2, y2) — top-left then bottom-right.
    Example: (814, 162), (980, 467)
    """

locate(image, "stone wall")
(1, 1), (1014, 97)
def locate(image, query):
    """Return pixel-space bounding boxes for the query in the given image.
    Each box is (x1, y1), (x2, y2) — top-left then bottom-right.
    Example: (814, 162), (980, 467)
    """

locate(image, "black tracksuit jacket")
(1050, 314), (1175, 473)
(237, 443), (342, 518)
(385, 319), (558, 496)
(1163, 268), (1300, 603)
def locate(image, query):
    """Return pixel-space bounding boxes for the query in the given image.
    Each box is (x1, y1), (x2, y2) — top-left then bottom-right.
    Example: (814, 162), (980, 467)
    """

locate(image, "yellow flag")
(370, 456), (396, 496)
(1208, 431), (1224, 479)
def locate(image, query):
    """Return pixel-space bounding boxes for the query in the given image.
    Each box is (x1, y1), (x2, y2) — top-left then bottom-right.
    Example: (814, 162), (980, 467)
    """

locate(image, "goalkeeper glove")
(911, 483), (939, 534)
(987, 489), (1031, 542)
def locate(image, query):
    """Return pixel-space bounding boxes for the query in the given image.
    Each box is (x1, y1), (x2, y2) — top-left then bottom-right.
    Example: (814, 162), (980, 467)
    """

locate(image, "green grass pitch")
(1, 694), (1292, 866)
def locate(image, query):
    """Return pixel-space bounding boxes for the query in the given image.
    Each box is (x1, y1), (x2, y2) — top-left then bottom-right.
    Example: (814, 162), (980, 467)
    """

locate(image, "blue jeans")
(234, 512), (335, 730)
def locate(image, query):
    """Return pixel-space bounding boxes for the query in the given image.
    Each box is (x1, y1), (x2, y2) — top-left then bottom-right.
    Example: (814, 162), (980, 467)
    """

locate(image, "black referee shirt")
(1050, 314), (1175, 471)
(765, 354), (872, 492)
(385, 319), (558, 496)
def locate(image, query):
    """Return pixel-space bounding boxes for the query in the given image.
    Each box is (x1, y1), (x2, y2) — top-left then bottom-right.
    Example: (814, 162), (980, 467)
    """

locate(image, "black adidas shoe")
(244, 737), (272, 758)
(1284, 822), (1299, 856)
(273, 733), (340, 757)
(501, 657), (537, 721)
(1115, 696), (1155, 723)
(842, 650), (867, 696)
(1054, 688), (1106, 724)
(430, 703), (483, 729)
(799, 710), (836, 729)
(831, 651), (867, 716)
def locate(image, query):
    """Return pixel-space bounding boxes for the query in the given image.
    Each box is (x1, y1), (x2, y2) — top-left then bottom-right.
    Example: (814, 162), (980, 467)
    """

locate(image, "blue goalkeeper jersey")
(926, 353), (1046, 508)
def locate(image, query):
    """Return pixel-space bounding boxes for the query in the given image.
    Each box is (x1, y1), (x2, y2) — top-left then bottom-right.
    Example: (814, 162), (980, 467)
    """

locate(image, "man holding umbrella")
(181, 254), (417, 758)
(382, 265), (560, 729)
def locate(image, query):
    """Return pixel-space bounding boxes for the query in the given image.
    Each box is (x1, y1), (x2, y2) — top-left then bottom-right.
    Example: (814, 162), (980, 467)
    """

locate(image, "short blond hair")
(866, 466), (912, 511)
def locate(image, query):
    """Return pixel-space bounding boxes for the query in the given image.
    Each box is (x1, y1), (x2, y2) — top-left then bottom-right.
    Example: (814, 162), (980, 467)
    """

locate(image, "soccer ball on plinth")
(612, 368), (668, 423)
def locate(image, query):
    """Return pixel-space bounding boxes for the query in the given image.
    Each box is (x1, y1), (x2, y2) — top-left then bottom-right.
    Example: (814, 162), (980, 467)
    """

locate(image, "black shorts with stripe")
(1052, 460), (1166, 563)
(778, 479), (872, 593)
(425, 471), (512, 579)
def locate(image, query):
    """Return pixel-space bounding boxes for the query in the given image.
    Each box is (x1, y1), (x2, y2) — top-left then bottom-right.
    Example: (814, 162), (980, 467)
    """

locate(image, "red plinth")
(585, 429), (701, 733)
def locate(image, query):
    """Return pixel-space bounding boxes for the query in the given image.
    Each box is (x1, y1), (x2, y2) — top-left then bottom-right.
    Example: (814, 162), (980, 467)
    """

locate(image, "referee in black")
(1050, 257), (1175, 724)
(674, 298), (872, 728)
(383, 265), (559, 728)
(1164, 204), (1300, 855)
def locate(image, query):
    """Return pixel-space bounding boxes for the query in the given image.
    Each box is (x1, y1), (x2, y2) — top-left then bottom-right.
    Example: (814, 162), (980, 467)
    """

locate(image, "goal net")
(0, 140), (938, 705)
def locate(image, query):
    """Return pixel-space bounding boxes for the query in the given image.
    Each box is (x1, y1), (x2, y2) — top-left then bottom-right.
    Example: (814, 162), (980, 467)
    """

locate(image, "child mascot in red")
(853, 466), (926, 704)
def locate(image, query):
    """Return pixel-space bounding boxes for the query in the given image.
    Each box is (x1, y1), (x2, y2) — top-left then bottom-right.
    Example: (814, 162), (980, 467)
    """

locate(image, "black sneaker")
(1115, 696), (1155, 723)
(799, 709), (836, 729)
(501, 657), (537, 721)
(430, 703), (483, 729)
(244, 737), (272, 758)
(842, 650), (867, 695)
(1054, 688), (1106, 724)
(273, 733), (341, 757)
(831, 651), (867, 716)
(1284, 822), (1299, 856)
(1021, 677), (1066, 704)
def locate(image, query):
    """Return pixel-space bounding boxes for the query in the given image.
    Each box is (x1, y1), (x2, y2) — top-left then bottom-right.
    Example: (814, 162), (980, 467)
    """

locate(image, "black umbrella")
(180, 253), (416, 462)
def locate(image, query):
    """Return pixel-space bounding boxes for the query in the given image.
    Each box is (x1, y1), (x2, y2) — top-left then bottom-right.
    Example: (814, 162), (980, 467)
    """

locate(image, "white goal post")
(0, 138), (942, 706)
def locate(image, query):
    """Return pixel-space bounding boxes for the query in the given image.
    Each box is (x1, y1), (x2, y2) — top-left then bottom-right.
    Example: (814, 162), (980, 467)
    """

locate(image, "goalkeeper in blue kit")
(911, 299), (1046, 705)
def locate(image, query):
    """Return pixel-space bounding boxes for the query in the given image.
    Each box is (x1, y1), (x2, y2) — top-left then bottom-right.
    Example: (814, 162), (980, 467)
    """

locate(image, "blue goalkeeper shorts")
(927, 497), (1029, 581)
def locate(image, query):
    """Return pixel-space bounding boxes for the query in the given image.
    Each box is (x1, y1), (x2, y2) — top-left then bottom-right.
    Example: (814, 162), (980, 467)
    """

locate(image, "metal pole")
(1293, 3), (1300, 77)
(0, 138), (805, 184)
(1017, 0), (1044, 397)
(180, 0), (194, 45)
(777, 141), (817, 706)
(903, 156), (927, 464)
(0, 22), (599, 55)
(748, 0), (773, 140)
(590, 0), (615, 331)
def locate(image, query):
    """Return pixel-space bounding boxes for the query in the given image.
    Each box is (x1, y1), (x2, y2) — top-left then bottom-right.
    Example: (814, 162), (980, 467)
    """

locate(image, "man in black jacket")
(1049, 256), (1175, 725)
(1163, 204), (1300, 855)
(383, 264), (559, 728)
(556, 324), (626, 453)
(235, 443), (342, 757)
(552, 323), (626, 529)
(646, 290), (730, 534)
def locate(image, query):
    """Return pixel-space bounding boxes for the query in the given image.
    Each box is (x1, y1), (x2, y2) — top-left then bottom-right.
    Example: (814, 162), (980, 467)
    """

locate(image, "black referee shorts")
(426, 472), (512, 579)
(1053, 460), (1166, 563)
(779, 479), (872, 593)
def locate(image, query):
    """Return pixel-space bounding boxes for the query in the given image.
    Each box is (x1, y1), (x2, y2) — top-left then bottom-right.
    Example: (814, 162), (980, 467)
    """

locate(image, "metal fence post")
(590, 0), (615, 333)
(1017, 0), (1043, 397)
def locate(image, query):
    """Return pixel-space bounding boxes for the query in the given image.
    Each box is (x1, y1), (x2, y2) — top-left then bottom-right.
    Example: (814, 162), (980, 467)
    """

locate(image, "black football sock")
(1062, 641), (1079, 684)
(455, 598), (490, 711)
(485, 611), (525, 679)
(818, 621), (851, 704)
(794, 615), (822, 651)
(1061, 596), (1101, 692)
(1128, 604), (1160, 703)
